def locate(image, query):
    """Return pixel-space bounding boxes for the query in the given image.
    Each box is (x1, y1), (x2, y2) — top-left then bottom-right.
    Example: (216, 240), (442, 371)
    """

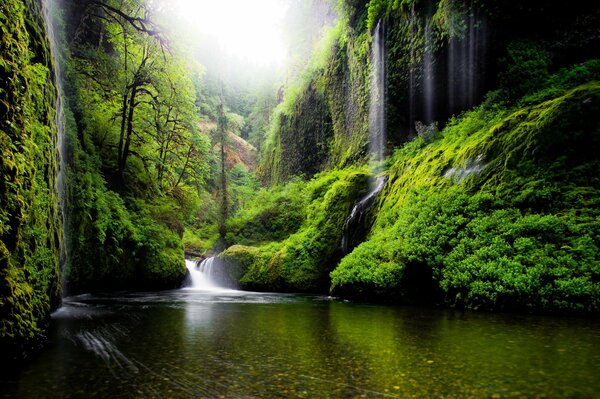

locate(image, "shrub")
(499, 41), (551, 101)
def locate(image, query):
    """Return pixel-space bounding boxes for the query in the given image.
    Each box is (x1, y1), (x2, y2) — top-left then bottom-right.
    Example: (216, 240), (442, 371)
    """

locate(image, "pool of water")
(1, 289), (598, 398)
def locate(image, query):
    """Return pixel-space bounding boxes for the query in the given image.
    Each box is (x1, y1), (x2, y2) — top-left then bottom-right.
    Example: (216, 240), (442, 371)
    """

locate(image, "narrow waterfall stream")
(369, 19), (386, 164)
(341, 176), (387, 254)
(341, 19), (388, 255)
(43, 0), (69, 291)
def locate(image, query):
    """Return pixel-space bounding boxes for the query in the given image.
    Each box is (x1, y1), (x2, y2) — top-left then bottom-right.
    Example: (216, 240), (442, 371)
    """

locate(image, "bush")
(226, 177), (308, 245)
(499, 41), (551, 101)
(331, 82), (600, 313)
(221, 167), (370, 291)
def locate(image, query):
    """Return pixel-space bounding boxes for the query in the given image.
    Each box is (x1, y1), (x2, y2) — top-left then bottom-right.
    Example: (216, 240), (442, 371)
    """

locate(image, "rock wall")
(0, 0), (62, 361)
(259, 0), (600, 184)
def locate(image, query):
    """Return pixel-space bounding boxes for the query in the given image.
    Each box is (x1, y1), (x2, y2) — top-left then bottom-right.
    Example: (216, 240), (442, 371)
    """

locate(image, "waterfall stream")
(341, 176), (387, 255)
(43, 0), (68, 291)
(184, 258), (230, 290)
(341, 19), (388, 255)
(369, 19), (386, 164)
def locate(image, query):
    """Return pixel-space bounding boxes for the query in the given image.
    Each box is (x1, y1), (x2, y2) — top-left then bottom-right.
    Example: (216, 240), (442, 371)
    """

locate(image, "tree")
(217, 98), (229, 240)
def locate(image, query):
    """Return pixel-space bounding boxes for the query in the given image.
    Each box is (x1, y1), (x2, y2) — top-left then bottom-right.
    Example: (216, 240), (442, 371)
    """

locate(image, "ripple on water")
(3, 290), (598, 399)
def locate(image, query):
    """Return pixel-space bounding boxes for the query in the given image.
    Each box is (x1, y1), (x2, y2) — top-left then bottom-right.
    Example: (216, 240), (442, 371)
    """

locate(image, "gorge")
(1, 0), (599, 397)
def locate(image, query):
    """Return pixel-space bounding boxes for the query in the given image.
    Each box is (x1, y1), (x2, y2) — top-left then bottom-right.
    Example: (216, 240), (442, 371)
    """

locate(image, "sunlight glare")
(174, 0), (288, 67)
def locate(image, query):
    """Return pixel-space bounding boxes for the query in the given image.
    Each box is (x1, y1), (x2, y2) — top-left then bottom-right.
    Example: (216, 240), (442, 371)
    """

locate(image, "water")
(184, 257), (236, 291)
(369, 19), (386, 164)
(446, 0), (487, 117)
(423, 20), (435, 124)
(340, 19), (388, 255)
(43, 0), (69, 289)
(444, 154), (487, 182)
(341, 176), (387, 254)
(1, 291), (598, 398)
(184, 258), (227, 291)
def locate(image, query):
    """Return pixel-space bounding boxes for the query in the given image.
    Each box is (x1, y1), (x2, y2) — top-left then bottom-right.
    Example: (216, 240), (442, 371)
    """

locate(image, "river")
(0, 287), (598, 398)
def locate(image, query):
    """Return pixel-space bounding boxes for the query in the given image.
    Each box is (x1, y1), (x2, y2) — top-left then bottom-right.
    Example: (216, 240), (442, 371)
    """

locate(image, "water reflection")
(1, 291), (598, 398)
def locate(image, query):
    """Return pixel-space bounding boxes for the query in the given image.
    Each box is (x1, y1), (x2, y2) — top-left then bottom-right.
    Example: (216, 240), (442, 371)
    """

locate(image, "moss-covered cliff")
(332, 79), (600, 312)
(52, 0), (210, 294)
(223, 0), (600, 313)
(0, 0), (62, 360)
(223, 167), (370, 291)
(259, 0), (600, 185)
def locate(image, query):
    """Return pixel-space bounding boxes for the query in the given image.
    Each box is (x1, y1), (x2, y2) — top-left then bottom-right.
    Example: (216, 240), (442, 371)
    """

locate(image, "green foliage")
(55, 0), (210, 293)
(228, 164), (260, 216)
(367, 0), (388, 30)
(221, 167), (370, 291)
(226, 177), (308, 245)
(259, 20), (371, 184)
(132, 206), (186, 287)
(324, 29), (371, 168)
(0, 0), (62, 360)
(66, 140), (189, 291)
(519, 59), (600, 106)
(258, 79), (334, 184)
(499, 41), (551, 102)
(367, 0), (415, 30)
(331, 81), (600, 312)
(221, 243), (284, 289)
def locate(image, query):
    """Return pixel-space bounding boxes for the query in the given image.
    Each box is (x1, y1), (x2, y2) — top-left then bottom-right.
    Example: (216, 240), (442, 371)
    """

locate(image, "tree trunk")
(117, 92), (128, 174)
(218, 102), (228, 240)
(119, 86), (137, 181)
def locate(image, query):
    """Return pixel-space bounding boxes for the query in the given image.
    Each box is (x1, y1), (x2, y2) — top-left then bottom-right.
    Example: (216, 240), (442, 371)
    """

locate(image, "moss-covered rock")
(331, 81), (600, 312)
(0, 0), (62, 360)
(259, 0), (600, 185)
(221, 167), (370, 291)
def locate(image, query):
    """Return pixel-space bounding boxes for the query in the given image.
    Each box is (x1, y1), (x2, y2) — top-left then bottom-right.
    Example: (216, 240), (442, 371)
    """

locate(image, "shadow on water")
(1, 290), (598, 398)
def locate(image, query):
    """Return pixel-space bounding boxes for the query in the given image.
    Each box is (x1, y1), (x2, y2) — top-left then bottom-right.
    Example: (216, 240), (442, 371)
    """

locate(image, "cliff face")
(259, 0), (600, 185)
(228, 0), (600, 312)
(0, 0), (62, 360)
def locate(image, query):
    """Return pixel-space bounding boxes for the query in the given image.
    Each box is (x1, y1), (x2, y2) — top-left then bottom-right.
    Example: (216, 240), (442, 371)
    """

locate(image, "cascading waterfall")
(423, 20), (435, 124)
(446, 0), (486, 116)
(341, 20), (388, 255)
(369, 19), (386, 165)
(341, 176), (387, 255)
(43, 0), (69, 291)
(184, 258), (228, 290)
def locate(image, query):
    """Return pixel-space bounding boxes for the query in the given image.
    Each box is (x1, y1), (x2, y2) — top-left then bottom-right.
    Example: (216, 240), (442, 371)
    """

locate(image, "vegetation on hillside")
(222, 167), (369, 291)
(2, 0), (600, 363)
(219, 0), (600, 313)
(332, 77), (600, 312)
(0, 0), (62, 360)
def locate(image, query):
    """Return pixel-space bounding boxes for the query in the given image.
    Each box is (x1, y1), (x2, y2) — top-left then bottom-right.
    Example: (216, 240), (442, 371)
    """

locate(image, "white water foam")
(184, 258), (230, 291)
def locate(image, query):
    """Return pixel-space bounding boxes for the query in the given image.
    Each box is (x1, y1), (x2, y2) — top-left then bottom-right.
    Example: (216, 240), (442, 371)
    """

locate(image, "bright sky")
(173, 0), (289, 67)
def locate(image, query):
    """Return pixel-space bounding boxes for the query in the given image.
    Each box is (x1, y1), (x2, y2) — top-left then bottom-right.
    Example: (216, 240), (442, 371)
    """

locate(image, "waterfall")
(446, 0), (486, 116)
(43, 0), (68, 291)
(444, 154), (487, 182)
(339, 19), (389, 255)
(369, 19), (386, 164)
(340, 19), (389, 255)
(341, 176), (387, 255)
(423, 20), (435, 124)
(184, 258), (230, 290)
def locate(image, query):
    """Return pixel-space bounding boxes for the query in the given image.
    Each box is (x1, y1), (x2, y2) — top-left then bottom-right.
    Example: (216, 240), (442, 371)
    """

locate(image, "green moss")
(258, 19), (372, 184)
(226, 177), (308, 245)
(220, 167), (370, 291)
(0, 0), (62, 360)
(65, 157), (189, 291)
(221, 244), (283, 290)
(331, 81), (600, 312)
(324, 30), (371, 168)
